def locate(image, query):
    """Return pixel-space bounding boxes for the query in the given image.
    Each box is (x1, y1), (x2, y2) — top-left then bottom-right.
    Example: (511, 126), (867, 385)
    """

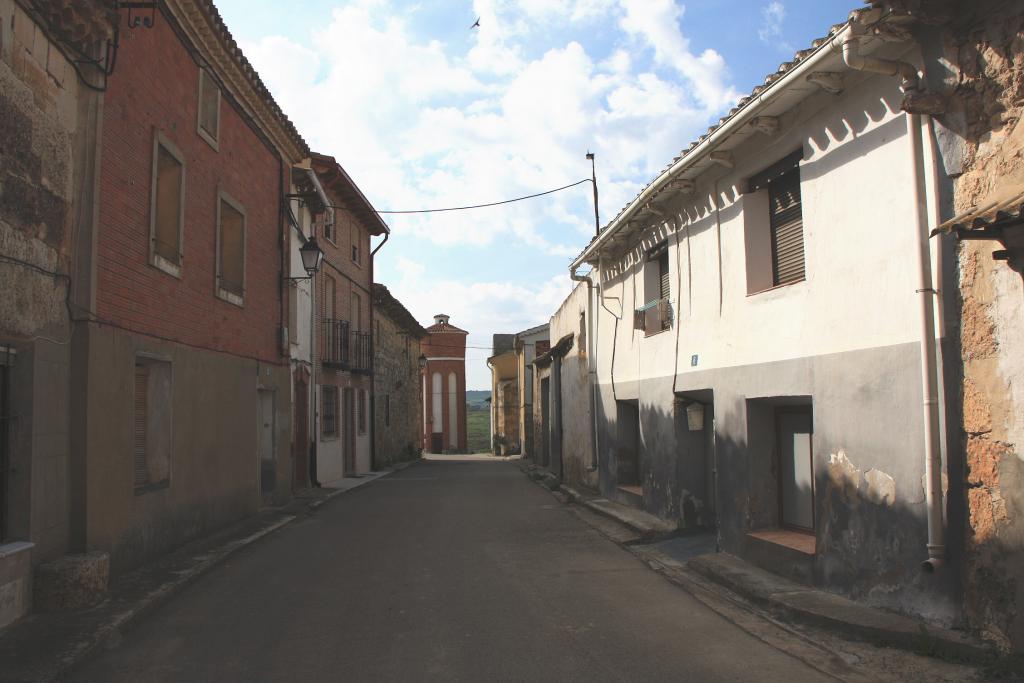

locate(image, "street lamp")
(286, 237), (324, 281)
(418, 354), (427, 370)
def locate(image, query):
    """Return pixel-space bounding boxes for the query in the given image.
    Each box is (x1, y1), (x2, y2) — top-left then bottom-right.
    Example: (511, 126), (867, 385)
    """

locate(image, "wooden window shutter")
(218, 199), (244, 295)
(769, 170), (805, 286)
(154, 145), (183, 263)
(134, 366), (149, 486)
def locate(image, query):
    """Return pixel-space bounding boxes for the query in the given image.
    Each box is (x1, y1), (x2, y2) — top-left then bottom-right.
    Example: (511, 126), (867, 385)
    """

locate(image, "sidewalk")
(0, 458), (421, 683)
(518, 465), (994, 665)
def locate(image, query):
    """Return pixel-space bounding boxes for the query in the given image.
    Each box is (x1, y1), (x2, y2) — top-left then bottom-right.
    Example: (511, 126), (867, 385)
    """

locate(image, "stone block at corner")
(34, 551), (109, 611)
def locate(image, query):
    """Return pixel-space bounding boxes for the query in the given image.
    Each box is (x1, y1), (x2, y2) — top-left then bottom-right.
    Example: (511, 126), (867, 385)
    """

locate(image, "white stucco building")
(555, 11), (962, 629)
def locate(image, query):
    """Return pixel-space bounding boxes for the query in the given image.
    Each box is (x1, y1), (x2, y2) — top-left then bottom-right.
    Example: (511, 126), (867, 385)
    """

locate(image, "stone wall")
(373, 310), (422, 468)
(930, 0), (1024, 653)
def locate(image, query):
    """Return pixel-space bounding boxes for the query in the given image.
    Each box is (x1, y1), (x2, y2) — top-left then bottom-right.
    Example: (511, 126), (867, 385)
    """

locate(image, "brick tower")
(421, 314), (468, 453)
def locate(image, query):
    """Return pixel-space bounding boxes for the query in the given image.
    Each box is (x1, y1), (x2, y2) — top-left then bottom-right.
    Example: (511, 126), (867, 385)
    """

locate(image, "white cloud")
(758, 2), (792, 51)
(617, 0), (739, 115)
(392, 257), (574, 388)
(240, 0), (736, 257)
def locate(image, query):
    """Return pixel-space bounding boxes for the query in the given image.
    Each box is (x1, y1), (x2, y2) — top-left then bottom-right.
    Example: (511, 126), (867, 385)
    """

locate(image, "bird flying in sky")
(471, 17), (480, 29)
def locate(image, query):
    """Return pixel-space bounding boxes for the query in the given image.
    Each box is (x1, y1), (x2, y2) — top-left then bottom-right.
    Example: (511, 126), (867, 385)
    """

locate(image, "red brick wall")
(422, 329), (467, 451)
(97, 19), (282, 363)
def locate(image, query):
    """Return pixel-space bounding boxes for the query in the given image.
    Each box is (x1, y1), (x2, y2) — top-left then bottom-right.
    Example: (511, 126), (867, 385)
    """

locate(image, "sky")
(216, 0), (854, 389)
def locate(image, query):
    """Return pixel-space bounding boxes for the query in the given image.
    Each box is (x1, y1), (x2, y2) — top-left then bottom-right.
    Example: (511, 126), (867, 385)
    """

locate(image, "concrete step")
(559, 485), (677, 540)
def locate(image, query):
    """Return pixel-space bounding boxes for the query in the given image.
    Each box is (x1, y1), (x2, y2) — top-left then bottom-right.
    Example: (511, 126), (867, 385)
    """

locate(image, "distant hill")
(466, 390), (490, 410)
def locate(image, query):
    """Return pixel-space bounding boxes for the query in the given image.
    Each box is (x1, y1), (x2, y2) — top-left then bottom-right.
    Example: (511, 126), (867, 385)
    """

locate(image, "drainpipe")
(570, 266), (600, 473)
(843, 20), (945, 572)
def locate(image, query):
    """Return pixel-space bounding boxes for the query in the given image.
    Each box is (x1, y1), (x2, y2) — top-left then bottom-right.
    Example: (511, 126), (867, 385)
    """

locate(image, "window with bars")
(134, 357), (172, 493)
(321, 385), (338, 438)
(149, 133), (185, 276)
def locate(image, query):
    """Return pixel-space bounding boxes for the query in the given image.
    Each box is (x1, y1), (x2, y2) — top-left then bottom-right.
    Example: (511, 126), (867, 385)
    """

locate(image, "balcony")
(321, 319), (372, 374)
(634, 298), (672, 337)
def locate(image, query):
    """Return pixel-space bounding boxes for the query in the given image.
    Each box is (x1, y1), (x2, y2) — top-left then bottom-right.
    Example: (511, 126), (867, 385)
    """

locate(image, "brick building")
(308, 153), (388, 483)
(421, 315), (467, 453)
(372, 284), (426, 468)
(75, 0), (306, 576)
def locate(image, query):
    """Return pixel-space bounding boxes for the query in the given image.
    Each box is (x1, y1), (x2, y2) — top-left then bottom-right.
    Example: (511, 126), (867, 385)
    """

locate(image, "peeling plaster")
(864, 469), (896, 507)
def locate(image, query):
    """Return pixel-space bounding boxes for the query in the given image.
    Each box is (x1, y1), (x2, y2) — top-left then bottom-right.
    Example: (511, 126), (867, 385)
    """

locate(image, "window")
(134, 356), (172, 493)
(744, 150), (805, 293)
(635, 243), (671, 335)
(149, 133), (185, 276)
(197, 68), (220, 148)
(322, 273), (336, 321)
(769, 170), (805, 286)
(384, 393), (391, 427)
(350, 225), (362, 266)
(358, 389), (366, 434)
(216, 191), (246, 305)
(322, 210), (336, 244)
(321, 385), (338, 438)
(351, 292), (361, 332)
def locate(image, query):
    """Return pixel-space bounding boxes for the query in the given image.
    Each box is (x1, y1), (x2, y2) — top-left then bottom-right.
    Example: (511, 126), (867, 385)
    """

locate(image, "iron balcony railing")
(321, 319), (372, 374)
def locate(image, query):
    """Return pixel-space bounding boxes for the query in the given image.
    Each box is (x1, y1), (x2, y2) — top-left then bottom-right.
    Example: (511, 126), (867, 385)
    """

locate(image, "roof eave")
(570, 24), (853, 271)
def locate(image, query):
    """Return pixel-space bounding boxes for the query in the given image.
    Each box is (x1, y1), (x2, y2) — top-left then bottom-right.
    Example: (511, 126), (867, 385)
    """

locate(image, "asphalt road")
(71, 458), (829, 682)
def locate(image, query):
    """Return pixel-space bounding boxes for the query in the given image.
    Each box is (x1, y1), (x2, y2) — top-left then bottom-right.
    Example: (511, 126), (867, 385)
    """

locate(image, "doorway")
(293, 378), (308, 490)
(540, 377), (550, 467)
(616, 400), (641, 489)
(777, 407), (814, 531)
(258, 390), (275, 498)
(343, 387), (356, 475)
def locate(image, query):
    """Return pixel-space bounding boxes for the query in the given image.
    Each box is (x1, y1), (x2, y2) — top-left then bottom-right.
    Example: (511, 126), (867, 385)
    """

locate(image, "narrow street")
(72, 459), (829, 682)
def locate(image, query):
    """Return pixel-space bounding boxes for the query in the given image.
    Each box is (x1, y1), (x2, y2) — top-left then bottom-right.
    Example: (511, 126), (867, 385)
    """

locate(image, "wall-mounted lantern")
(418, 354), (427, 370)
(286, 237), (324, 281)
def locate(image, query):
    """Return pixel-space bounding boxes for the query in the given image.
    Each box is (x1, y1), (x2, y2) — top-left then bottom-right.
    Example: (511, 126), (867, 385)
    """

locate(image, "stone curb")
(530, 469), (995, 666)
(686, 554), (994, 663)
(0, 459), (422, 682)
(559, 484), (676, 541)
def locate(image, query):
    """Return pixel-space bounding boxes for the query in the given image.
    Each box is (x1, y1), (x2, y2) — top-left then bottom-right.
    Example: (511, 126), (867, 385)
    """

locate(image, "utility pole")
(586, 151), (600, 236)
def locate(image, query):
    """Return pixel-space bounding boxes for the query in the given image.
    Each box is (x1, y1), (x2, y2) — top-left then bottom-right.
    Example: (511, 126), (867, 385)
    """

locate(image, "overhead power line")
(375, 179), (592, 214)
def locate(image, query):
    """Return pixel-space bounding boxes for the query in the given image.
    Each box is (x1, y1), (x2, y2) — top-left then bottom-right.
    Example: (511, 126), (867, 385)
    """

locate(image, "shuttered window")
(134, 365), (149, 487)
(769, 169), (805, 286)
(197, 68), (220, 146)
(217, 194), (245, 300)
(152, 137), (184, 269)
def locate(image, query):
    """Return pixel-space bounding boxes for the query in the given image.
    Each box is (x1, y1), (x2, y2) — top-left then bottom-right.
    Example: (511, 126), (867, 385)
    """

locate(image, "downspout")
(570, 267), (600, 473)
(843, 20), (945, 571)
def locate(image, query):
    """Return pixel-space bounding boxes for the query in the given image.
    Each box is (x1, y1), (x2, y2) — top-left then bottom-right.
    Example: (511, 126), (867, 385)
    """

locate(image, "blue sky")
(216, 0), (853, 388)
